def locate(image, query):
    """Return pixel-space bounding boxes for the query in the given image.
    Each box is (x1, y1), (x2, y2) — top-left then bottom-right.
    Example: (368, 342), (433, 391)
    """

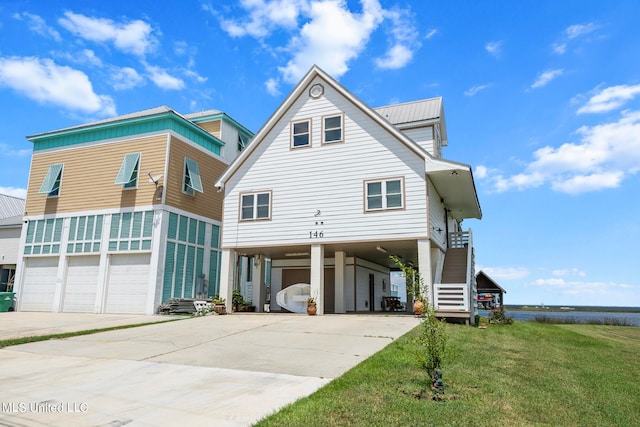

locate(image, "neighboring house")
(0, 193), (25, 292)
(476, 270), (507, 309)
(215, 66), (482, 322)
(14, 107), (252, 314)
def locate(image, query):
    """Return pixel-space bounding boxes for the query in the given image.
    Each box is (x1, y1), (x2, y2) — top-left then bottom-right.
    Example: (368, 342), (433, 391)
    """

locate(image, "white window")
(114, 153), (140, 189)
(183, 157), (203, 195)
(365, 178), (404, 211)
(240, 191), (271, 221)
(39, 163), (63, 197)
(291, 119), (311, 148)
(323, 114), (343, 143)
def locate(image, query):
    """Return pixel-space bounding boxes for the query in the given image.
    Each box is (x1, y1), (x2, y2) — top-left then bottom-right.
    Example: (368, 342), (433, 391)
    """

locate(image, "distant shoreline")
(504, 305), (640, 313)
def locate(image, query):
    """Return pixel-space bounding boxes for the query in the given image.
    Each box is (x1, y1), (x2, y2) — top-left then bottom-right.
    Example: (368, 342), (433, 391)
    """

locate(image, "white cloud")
(566, 23), (597, 39)
(530, 69), (564, 89)
(145, 65), (185, 90)
(109, 66), (144, 90)
(13, 12), (61, 41)
(265, 77), (280, 96)
(552, 268), (586, 277)
(0, 187), (27, 198)
(0, 56), (115, 116)
(58, 11), (158, 57)
(577, 84), (640, 114)
(479, 267), (529, 281)
(0, 143), (31, 157)
(464, 84), (490, 96)
(424, 29), (437, 40)
(216, 0), (418, 83)
(485, 40), (502, 57)
(183, 69), (207, 83)
(483, 110), (640, 194)
(552, 42), (566, 55)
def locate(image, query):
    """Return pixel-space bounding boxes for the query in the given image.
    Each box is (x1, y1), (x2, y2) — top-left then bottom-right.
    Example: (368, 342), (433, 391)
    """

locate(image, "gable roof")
(476, 271), (507, 293)
(215, 65), (481, 220)
(0, 194), (25, 226)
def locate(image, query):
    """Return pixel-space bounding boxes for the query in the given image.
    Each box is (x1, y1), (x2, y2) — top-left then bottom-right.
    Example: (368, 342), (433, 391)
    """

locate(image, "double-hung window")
(240, 191), (271, 221)
(323, 113), (343, 143)
(365, 178), (404, 211)
(291, 119), (311, 148)
(39, 163), (63, 197)
(183, 157), (204, 195)
(114, 153), (140, 189)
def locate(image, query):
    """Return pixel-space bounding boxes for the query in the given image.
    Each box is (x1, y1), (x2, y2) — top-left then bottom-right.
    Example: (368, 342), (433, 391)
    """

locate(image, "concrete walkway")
(0, 312), (419, 426)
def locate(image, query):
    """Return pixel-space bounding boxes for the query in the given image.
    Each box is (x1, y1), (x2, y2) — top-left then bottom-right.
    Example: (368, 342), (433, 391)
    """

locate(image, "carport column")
(417, 239), (434, 307)
(334, 251), (346, 313)
(252, 255), (265, 312)
(219, 248), (236, 314)
(310, 244), (324, 315)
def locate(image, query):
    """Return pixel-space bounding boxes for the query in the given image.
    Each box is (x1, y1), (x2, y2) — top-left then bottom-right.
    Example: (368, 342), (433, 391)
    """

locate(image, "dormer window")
(238, 133), (249, 152)
(291, 119), (311, 148)
(39, 163), (63, 197)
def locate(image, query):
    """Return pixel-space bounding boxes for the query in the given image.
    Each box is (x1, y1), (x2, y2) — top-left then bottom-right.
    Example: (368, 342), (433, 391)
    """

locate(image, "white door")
(20, 257), (58, 311)
(62, 256), (100, 313)
(105, 254), (151, 314)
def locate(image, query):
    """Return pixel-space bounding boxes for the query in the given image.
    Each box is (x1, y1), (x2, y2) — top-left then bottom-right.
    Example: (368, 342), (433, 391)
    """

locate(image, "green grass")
(255, 322), (640, 427)
(0, 318), (182, 349)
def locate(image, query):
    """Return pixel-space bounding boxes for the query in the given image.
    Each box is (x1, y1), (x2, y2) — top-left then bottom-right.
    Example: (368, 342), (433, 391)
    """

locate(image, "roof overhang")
(426, 158), (482, 220)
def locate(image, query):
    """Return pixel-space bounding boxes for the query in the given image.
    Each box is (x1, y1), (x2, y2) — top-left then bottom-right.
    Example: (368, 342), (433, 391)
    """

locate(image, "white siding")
(428, 180), (447, 249)
(403, 127), (435, 157)
(0, 227), (21, 265)
(222, 76), (428, 248)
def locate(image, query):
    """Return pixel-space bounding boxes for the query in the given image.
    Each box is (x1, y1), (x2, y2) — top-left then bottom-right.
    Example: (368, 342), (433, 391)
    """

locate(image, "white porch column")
(252, 255), (265, 312)
(219, 248), (236, 313)
(334, 251), (346, 313)
(417, 239), (434, 307)
(310, 244), (325, 315)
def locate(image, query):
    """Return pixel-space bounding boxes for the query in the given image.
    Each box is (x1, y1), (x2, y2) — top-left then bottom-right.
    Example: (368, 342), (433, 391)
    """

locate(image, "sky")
(0, 0), (639, 307)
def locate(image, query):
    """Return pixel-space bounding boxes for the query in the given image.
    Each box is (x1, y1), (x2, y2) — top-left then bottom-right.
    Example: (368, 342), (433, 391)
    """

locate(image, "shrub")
(489, 306), (514, 324)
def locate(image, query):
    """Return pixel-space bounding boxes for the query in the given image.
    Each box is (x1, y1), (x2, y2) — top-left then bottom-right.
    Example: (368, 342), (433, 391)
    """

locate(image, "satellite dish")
(147, 172), (163, 184)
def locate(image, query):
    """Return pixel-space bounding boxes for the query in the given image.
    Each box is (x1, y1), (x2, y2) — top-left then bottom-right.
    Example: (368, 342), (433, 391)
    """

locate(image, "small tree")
(391, 256), (448, 396)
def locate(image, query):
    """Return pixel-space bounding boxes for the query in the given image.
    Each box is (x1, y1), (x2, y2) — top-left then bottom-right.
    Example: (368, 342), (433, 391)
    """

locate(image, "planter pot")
(214, 304), (226, 315)
(307, 303), (317, 316)
(413, 300), (425, 316)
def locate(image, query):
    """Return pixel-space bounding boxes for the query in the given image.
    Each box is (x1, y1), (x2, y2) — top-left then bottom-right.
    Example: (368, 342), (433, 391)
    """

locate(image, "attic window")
(238, 133), (249, 152)
(183, 157), (203, 195)
(323, 113), (343, 144)
(291, 119), (311, 148)
(114, 153), (140, 189)
(39, 163), (63, 197)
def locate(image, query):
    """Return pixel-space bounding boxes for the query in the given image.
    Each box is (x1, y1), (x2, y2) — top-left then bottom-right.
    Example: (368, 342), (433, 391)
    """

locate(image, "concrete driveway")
(0, 313), (419, 426)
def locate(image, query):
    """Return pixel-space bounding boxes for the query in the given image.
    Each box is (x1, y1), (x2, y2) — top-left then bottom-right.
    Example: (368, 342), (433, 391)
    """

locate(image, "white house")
(215, 66), (482, 322)
(0, 193), (25, 293)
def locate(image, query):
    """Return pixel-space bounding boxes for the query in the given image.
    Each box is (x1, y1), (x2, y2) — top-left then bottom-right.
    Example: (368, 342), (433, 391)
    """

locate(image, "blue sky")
(1, 1), (639, 307)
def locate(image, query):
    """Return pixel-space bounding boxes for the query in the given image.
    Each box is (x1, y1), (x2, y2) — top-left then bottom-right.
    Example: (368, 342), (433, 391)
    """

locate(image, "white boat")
(276, 283), (311, 313)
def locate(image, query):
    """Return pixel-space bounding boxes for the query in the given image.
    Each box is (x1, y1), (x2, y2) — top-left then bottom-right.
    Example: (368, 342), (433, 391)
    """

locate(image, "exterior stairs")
(441, 248), (468, 283)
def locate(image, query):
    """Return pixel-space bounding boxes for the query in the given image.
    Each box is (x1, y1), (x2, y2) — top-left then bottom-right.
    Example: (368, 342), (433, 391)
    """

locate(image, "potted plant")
(307, 296), (317, 315)
(232, 290), (244, 312)
(211, 296), (226, 315)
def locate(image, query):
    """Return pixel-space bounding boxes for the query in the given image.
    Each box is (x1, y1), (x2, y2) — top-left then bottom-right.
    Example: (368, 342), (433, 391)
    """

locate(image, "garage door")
(20, 257), (58, 311)
(62, 256), (100, 313)
(105, 254), (151, 314)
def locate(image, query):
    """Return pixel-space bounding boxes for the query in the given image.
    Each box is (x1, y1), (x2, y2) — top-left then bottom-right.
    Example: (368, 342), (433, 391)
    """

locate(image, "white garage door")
(62, 256), (100, 313)
(105, 254), (151, 314)
(20, 257), (58, 311)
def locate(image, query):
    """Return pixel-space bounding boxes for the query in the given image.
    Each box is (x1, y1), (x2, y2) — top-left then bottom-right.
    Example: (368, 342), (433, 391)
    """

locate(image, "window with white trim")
(365, 178), (404, 211)
(183, 157), (204, 195)
(114, 152), (140, 189)
(39, 163), (63, 197)
(240, 191), (271, 220)
(323, 114), (343, 143)
(291, 119), (311, 148)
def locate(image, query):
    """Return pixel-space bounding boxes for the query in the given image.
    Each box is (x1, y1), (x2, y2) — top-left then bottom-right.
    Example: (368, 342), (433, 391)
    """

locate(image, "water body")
(478, 307), (640, 326)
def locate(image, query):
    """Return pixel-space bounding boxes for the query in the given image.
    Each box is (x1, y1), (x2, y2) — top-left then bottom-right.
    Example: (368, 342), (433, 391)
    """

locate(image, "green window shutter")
(110, 214), (121, 239)
(143, 211), (153, 238)
(54, 219), (63, 242)
(184, 246), (196, 297)
(39, 164), (63, 194)
(25, 221), (35, 244)
(132, 212), (143, 238)
(184, 158), (203, 193)
(44, 219), (54, 243)
(86, 216), (95, 240)
(175, 244), (186, 297)
(120, 213), (131, 238)
(188, 218), (198, 244)
(77, 217), (86, 241)
(168, 213), (178, 239)
(197, 221), (206, 246)
(163, 242), (176, 301)
(178, 215), (188, 242)
(211, 225), (220, 248)
(94, 215), (104, 240)
(114, 153), (140, 185)
(209, 250), (220, 297)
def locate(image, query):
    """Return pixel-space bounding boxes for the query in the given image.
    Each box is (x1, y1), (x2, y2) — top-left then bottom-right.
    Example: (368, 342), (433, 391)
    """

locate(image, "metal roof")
(183, 109), (223, 120)
(0, 194), (25, 220)
(373, 97), (442, 126)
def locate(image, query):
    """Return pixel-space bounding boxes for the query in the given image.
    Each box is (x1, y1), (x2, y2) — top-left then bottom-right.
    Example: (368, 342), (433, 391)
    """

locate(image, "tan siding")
(25, 135), (168, 216)
(195, 120), (221, 139)
(164, 136), (227, 220)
